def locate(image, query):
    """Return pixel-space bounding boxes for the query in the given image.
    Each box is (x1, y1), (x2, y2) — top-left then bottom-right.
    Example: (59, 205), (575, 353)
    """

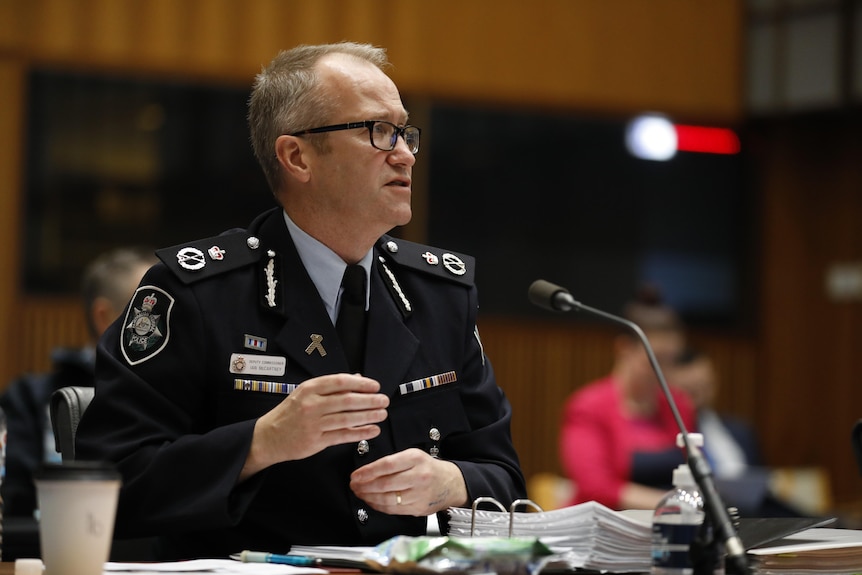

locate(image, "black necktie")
(336, 264), (367, 373)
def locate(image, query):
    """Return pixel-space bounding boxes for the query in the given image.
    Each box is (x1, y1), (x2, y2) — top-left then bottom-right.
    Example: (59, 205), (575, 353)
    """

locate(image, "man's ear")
(275, 135), (312, 183)
(90, 296), (118, 339)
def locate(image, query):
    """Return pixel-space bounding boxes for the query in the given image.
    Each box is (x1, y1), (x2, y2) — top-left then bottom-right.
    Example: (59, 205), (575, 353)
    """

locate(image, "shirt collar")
(282, 211), (372, 324)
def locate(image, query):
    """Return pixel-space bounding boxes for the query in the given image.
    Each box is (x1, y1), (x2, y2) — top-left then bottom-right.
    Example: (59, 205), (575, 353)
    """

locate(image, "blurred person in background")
(670, 348), (807, 517)
(559, 288), (696, 510)
(0, 247), (155, 519)
(670, 348), (761, 477)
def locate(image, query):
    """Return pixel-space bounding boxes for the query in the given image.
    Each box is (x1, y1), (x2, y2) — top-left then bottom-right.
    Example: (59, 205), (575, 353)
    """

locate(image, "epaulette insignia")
(377, 256), (412, 318)
(156, 230), (263, 284)
(260, 248), (283, 312)
(376, 237), (475, 287)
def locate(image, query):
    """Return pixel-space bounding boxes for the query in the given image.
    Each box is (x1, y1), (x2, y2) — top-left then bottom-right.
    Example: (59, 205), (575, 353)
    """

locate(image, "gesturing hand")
(240, 373), (389, 481)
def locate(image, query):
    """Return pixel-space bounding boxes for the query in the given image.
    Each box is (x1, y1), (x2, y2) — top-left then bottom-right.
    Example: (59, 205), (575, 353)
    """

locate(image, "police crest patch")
(121, 285), (175, 365)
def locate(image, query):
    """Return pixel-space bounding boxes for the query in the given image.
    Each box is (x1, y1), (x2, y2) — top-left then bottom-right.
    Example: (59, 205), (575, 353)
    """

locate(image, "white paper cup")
(35, 462), (121, 575)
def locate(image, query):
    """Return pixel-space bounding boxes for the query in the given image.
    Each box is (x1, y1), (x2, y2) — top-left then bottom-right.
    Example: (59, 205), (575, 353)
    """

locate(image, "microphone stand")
(530, 281), (751, 574)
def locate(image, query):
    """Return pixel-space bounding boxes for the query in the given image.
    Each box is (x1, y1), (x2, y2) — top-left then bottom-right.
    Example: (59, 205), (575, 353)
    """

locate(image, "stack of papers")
(747, 527), (862, 574)
(446, 500), (653, 572)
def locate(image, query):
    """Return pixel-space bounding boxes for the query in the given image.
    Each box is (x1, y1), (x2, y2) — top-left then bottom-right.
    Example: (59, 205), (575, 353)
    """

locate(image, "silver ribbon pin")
(305, 334), (327, 357)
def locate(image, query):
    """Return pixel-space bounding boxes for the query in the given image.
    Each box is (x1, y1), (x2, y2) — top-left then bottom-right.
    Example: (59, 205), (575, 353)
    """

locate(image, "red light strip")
(673, 124), (740, 155)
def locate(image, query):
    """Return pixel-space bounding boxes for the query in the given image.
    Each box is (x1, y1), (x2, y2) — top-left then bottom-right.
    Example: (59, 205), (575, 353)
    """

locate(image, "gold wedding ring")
(396, 492), (402, 505)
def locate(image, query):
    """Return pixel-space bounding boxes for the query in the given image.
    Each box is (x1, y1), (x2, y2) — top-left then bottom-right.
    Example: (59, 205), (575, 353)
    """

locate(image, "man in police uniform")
(76, 42), (526, 559)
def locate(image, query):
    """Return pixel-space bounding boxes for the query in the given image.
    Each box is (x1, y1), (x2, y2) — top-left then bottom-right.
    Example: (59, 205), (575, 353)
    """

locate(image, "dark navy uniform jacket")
(76, 207), (526, 559)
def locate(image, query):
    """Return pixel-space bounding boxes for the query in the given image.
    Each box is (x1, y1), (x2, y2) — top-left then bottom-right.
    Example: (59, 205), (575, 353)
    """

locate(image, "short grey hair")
(248, 42), (390, 194)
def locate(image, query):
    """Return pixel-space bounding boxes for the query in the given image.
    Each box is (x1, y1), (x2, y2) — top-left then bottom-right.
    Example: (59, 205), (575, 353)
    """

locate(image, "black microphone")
(527, 278), (580, 312)
(528, 279), (751, 575)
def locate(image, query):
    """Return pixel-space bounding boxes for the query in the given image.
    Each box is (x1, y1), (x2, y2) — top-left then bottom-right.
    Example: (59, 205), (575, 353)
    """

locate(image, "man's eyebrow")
(367, 108), (408, 123)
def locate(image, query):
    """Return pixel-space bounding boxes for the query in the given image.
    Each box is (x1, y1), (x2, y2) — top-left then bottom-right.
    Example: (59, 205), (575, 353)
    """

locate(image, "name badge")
(229, 353), (286, 376)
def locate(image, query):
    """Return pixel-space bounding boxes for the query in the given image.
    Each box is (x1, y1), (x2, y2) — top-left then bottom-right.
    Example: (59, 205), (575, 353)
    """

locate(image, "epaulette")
(376, 236), (475, 287)
(156, 229), (264, 284)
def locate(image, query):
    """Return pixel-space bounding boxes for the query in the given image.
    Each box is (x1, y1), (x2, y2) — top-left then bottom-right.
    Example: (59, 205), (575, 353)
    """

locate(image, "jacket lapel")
(252, 210), (418, 386)
(364, 257), (419, 396)
(254, 210), (350, 378)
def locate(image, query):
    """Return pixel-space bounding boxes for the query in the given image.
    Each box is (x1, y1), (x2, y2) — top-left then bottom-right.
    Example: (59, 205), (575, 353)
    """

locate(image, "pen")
(233, 550), (372, 571)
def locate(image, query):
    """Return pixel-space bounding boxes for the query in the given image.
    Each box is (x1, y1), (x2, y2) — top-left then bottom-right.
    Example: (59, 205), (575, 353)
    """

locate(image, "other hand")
(349, 448), (468, 516)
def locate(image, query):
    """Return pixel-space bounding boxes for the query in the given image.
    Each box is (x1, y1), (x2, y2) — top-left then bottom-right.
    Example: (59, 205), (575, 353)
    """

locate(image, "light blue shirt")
(282, 211), (372, 325)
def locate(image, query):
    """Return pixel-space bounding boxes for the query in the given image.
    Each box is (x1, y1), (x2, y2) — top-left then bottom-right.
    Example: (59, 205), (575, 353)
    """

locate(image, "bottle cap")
(672, 463), (695, 486)
(676, 432), (703, 448)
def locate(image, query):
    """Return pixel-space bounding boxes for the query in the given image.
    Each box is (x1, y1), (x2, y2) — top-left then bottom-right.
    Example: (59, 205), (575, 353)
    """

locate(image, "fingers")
(313, 394), (388, 433)
(307, 373), (382, 396)
(349, 450), (465, 515)
(349, 451), (414, 512)
(356, 487), (415, 516)
(295, 374), (388, 432)
(351, 448), (415, 484)
(243, 374), (389, 476)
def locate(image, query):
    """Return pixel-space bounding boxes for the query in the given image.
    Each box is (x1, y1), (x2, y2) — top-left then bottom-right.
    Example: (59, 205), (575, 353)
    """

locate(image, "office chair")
(853, 420), (862, 476)
(49, 385), (95, 463)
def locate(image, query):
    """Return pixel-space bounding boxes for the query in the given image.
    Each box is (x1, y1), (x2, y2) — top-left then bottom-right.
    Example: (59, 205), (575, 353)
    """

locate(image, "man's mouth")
(387, 177), (411, 188)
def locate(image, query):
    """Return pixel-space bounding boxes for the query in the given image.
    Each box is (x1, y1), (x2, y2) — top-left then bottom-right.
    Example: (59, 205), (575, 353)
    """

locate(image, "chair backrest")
(853, 419), (862, 476)
(49, 386), (95, 462)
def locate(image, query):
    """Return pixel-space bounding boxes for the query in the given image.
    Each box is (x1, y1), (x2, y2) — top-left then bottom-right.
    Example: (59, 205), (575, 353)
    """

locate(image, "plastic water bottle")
(651, 435), (723, 575)
(0, 405), (7, 561)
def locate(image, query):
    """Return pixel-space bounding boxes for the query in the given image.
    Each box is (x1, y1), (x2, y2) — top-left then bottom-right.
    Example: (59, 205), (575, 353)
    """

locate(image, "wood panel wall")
(0, 60), (25, 389)
(754, 115), (862, 512)
(0, 0), (742, 120)
(13, 298), (91, 378)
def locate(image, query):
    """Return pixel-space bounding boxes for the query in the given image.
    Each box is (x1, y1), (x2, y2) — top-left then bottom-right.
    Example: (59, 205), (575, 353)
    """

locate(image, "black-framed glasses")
(289, 120), (421, 154)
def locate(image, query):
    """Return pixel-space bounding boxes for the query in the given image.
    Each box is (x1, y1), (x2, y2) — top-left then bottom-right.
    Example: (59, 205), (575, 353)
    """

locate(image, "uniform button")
(357, 440), (370, 456)
(247, 236), (260, 249)
(357, 508), (369, 524)
(429, 427), (441, 441)
(386, 241), (398, 253)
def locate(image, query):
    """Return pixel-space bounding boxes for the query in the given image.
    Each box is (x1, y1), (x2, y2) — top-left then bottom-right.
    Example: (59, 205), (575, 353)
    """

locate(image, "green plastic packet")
(365, 535), (553, 574)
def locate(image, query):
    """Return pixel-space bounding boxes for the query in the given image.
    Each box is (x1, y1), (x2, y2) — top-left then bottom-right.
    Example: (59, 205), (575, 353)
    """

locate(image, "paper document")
(747, 527), (862, 574)
(104, 559), (326, 574)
